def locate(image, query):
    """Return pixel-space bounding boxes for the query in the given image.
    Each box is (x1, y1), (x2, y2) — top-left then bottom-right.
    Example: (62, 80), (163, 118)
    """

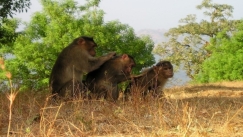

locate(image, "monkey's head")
(120, 54), (136, 75)
(77, 36), (97, 57)
(154, 61), (173, 78)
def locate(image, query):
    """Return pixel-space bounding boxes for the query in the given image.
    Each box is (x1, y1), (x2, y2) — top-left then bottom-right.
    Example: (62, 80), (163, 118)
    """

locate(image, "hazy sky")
(15, 0), (242, 85)
(16, 0), (243, 31)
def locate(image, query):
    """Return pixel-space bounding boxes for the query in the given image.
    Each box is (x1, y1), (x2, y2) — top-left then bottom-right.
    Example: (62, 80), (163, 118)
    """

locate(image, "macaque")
(49, 36), (116, 99)
(85, 54), (135, 101)
(125, 61), (173, 99)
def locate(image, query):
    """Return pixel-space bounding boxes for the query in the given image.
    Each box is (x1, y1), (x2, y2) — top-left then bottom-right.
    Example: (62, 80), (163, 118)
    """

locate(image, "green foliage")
(153, 0), (239, 79)
(195, 20), (243, 83)
(0, 0), (30, 57)
(0, 18), (20, 52)
(0, 19), (20, 90)
(0, 0), (31, 18)
(0, 0), (155, 90)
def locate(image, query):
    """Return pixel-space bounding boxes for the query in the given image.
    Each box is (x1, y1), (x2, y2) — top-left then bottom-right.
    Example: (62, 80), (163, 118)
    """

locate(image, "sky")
(14, 0), (243, 86)
(15, 0), (243, 31)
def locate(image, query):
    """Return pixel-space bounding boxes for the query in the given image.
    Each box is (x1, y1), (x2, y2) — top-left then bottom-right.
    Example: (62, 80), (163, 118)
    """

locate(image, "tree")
(0, 0), (155, 90)
(195, 20), (243, 83)
(153, 0), (239, 79)
(0, 0), (31, 19)
(0, 19), (20, 51)
(0, 0), (31, 56)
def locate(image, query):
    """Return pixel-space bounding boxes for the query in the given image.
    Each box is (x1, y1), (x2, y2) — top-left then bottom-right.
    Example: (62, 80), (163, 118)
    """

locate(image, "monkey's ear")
(78, 38), (86, 45)
(153, 66), (159, 72)
(121, 54), (128, 60)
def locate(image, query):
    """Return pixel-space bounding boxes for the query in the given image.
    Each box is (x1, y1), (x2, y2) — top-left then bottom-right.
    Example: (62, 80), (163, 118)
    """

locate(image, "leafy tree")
(0, 0), (31, 56)
(0, 0), (31, 18)
(153, 0), (239, 79)
(0, 19), (20, 51)
(195, 20), (243, 83)
(0, 0), (155, 90)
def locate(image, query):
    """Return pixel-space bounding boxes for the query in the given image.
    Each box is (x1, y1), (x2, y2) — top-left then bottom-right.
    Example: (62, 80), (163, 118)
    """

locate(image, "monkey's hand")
(107, 52), (116, 59)
(131, 73), (145, 78)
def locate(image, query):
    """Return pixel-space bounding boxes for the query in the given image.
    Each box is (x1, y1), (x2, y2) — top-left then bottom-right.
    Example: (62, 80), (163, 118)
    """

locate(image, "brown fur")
(124, 61), (173, 99)
(85, 54), (135, 101)
(49, 36), (116, 99)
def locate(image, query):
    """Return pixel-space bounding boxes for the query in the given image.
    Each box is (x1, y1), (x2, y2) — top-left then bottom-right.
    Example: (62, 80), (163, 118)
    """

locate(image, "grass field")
(0, 81), (243, 136)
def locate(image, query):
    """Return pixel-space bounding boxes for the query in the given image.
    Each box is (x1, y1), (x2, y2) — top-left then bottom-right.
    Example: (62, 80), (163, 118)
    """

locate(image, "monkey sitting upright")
(124, 61), (173, 99)
(49, 36), (116, 100)
(85, 54), (136, 101)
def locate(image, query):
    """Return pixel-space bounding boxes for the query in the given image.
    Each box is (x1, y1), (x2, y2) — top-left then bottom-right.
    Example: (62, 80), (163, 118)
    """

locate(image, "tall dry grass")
(1, 57), (19, 137)
(0, 79), (243, 136)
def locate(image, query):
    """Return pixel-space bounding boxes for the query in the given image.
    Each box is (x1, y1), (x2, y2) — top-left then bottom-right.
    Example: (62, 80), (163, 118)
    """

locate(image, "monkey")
(49, 36), (116, 99)
(124, 61), (173, 99)
(85, 54), (136, 101)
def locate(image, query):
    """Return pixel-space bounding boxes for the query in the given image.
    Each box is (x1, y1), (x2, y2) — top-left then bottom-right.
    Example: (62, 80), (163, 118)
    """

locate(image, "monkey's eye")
(163, 66), (172, 70)
(163, 67), (169, 70)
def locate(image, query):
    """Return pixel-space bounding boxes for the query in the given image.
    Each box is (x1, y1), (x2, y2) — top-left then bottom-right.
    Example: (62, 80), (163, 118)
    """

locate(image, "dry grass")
(0, 81), (243, 136)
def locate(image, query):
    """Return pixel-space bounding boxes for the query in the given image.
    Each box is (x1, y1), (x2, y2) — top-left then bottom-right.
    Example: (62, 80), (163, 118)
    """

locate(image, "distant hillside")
(136, 29), (168, 44)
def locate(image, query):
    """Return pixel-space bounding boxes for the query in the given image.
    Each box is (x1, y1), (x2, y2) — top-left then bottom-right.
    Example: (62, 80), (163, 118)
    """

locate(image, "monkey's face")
(154, 63), (173, 78)
(87, 42), (97, 57)
(78, 38), (97, 57)
(160, 63), (173, 78)
(121, 54), (136, 75)
(124, 60), (135, 75)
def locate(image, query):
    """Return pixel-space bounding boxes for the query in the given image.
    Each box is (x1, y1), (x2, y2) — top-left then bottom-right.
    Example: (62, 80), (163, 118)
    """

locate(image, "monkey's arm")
(115, 74), (132, 83)
(88, 52), (116, 72)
